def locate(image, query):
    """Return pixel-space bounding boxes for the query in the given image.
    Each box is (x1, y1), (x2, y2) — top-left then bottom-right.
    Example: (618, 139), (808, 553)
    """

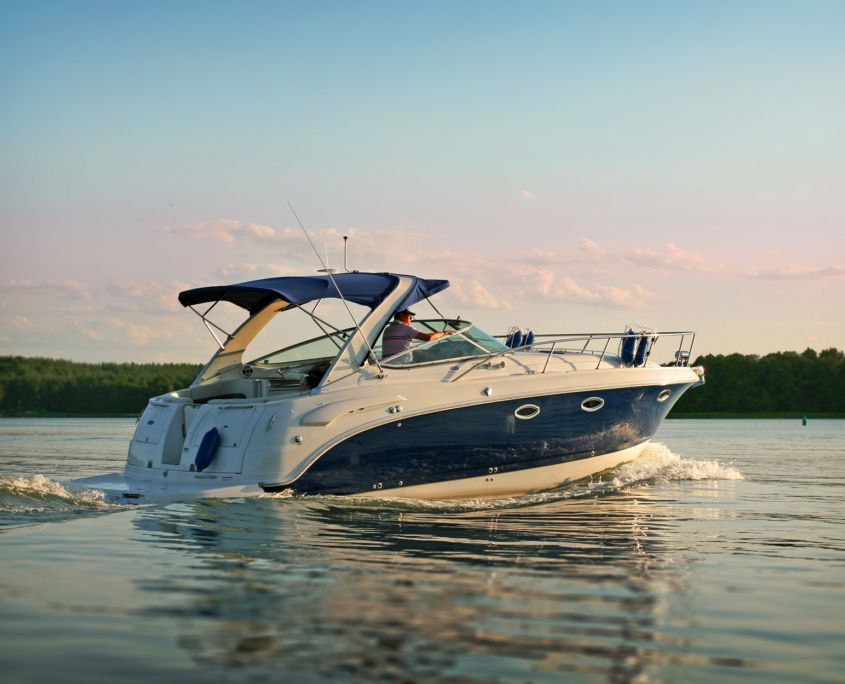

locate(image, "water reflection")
(131, 492), (698, 682)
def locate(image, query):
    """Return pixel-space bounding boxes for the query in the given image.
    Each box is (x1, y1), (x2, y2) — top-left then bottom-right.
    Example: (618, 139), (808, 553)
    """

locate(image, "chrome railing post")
(542, 342), (557, 374)
(596, 336), (611, 369)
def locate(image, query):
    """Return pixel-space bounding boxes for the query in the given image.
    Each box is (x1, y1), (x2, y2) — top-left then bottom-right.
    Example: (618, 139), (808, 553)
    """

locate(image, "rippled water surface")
(1, 418), (843, 683)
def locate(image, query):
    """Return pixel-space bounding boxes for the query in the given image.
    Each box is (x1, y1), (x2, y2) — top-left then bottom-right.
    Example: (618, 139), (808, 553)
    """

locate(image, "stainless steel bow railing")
(449, 330), (696, 382)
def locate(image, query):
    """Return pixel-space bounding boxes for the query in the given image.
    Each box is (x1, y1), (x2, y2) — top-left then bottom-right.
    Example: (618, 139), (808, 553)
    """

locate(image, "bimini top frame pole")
(288, 202), (385, 377)
(188, 301), (236, 351)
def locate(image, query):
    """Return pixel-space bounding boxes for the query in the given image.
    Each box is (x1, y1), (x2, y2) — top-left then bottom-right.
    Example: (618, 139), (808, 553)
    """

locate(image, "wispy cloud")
(104, 317), (157, 346)
(746, 266), (845, 280)
(169, 224), (845, 317)
(110, 280), (192, 313)
(448, 279), (512, 310)
(1, 278), (94, 301)
(514, 239), (606, 266)
(520, 190), (539, 202)
(70, 316), (199, 349)
(514, 267), (654, 308)
(215, 263), (260, 279)
(72, 320), (105, 342)
(263, 263), (303, 277)
(163, 219), (296, 244)
(622, 242), (721, 273)
(579, 238), (606, 261)
(352, 236), (656, 311)
(7, 315), (34, 332)
(513, 248), (579, 266)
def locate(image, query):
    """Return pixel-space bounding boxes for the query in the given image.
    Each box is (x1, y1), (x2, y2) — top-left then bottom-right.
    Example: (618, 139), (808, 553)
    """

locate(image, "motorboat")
(76, 271), (704, 503)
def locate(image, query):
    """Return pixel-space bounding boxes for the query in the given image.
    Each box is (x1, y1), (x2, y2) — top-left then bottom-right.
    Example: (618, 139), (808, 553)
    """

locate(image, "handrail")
(541, 341), (557, 374)
(450, 330), (697, 382)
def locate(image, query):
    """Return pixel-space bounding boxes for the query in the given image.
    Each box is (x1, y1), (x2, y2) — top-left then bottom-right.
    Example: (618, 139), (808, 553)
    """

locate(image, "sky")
(1, 0), (843, 363)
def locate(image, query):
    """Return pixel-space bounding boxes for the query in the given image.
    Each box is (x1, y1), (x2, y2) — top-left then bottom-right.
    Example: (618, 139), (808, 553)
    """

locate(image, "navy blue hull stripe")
(266, 382), (694, 496)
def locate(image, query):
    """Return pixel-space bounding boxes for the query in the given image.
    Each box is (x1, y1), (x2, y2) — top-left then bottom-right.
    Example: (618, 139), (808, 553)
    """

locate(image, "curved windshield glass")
(249, 327), (356, 367)
(381, 319), (508, 366)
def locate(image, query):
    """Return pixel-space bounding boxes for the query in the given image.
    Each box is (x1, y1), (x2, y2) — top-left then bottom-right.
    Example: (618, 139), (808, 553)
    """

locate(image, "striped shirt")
(381, 321), (418, 358)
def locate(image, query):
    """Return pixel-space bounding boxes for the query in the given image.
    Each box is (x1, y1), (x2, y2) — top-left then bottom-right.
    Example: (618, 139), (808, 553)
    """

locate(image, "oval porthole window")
(581, 397), (605, 412)
(657, 389), (672, 403)
(514, 404), (541, 420)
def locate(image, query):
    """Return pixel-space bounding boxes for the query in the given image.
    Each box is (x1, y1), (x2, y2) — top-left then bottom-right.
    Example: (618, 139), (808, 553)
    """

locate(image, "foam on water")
(616, 441), (744, 484)
(0, 443), (743, 518)
(0, 473), (121, 518)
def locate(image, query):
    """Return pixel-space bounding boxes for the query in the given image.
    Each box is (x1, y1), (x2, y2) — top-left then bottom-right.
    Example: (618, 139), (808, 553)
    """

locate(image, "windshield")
(381, 319), (508, 366)
(249, 327), (356, 367)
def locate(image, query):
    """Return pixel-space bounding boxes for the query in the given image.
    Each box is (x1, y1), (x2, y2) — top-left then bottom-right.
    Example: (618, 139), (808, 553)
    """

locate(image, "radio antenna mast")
(287, 202), (383, 376)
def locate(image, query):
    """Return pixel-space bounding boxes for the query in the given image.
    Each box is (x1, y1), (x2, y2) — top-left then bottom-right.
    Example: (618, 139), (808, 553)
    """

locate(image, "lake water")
(1, 418), (843, 683)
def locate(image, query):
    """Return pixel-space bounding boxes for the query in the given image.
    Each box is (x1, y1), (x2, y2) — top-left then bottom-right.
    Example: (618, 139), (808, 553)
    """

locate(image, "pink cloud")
(110, 280), (192, 313)
(515, 267), (654, 309)
(165, 219), (296, 245)
(264, 263), (302, 276)
(247, 223), (277, 239)
(72, 320), (105, 342)
(1, 278), (94, 301)
(578, 238), (606, 260)
(5, 315), (34, 332)
(623, 242), (719, 273)
(447, 279), (512, 310)
(152, 224), (666, 314)
(513, 248), (579, 266)
(747, 266), (845, 280)
(215, 263), (260, 278)
(104, 318), (156, 346)
(513, 239), (606, 267)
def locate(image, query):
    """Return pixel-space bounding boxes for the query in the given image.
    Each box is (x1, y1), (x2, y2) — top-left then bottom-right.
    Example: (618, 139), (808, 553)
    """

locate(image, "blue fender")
(634, 335), (651, 366)
(195, 427), (221, 472)
(621, 331), (637, 366)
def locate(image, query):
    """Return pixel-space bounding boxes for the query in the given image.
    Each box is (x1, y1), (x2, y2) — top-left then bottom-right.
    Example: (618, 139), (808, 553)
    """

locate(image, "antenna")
(288, 202), (383, 376)
(343, 235), (350, 272)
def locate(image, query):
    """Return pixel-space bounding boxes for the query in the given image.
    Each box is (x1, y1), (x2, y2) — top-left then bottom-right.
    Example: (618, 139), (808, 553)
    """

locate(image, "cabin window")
(581, 397), (604, 412)
(514, 404), (541, 420)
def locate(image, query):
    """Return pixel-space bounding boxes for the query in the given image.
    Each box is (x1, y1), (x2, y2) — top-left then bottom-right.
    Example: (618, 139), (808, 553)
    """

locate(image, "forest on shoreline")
(1, 349), (844, 417)
(0, 357), (201, 416)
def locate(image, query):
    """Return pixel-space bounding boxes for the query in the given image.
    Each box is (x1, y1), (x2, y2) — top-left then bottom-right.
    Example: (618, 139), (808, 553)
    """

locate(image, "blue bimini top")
(178, 272), (449, 315)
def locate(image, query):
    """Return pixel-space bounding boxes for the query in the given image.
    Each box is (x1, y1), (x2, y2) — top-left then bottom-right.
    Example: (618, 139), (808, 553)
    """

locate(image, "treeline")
(1, 350), (844, 416)
(672, 348), (845, 415)
(0, 356), (202, 416)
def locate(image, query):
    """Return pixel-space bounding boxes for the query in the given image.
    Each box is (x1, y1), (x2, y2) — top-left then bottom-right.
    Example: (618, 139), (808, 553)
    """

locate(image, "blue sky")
(1, 1), (843, 362)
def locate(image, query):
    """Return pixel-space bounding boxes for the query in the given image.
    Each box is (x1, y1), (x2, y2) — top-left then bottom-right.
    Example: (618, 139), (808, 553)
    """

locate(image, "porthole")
(514, 404), (541, 420)
(581, 397), (605, 412)
(657, 389), (672, 403)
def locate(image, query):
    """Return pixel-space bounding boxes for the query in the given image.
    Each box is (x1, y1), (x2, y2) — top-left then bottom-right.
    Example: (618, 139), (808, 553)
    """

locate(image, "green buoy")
(802, 416), (808, 426)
